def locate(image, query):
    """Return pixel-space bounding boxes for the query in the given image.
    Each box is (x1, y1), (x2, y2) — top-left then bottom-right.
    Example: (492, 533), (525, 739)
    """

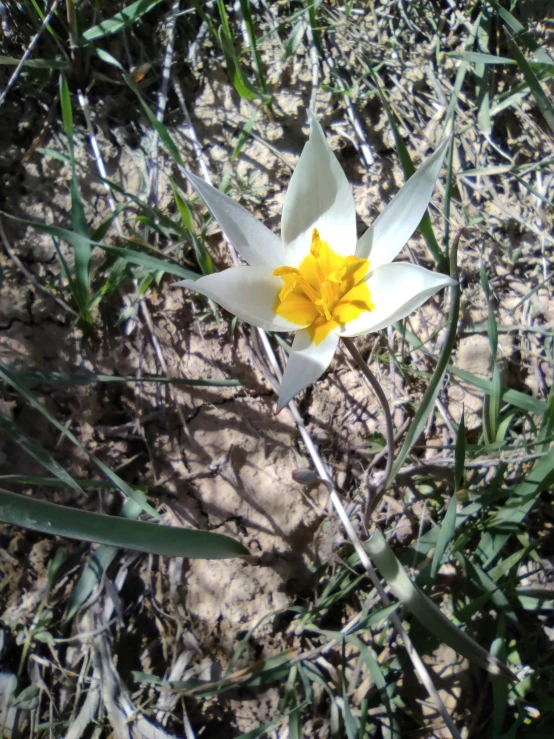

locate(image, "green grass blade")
(219, 111), (258, 193)
(123, 74), (185, 165)
(506, 31), (554, 133)
(347, 636), (396, 732)
(63, 495), (144, 621)
(283, 20), (306, 60)
(189, 0), (218, 41)
(454, 409), (466, 491)
(492, 1), (554, 64)
(448, 51), (516, 65)
(2, 212), (199, 281)
(365, 527), (515, 680)
(491, 634), (508, 736)
(430, 493), (458, 583)
(306, 0), (322, 55)
(13, 371), (241, 388)
(239, 0), (270, 99)
(365, 64), (447, 271)
(451, 366), (544, 416)
(59, 74), (92, 319)
(445, 12), (482, 125)
(488, 449), (554, 530)
(0, 489), (249, 559)
(218, 27), (265, 102)
(0, 362), (160, 519)
(0, 475), (127, 490)
(82, 0), (165, 42)
(170, 181), (214, 274)
(0, 413), (84, 496)
(399, 327), (547, 416)
(387, 235), (460, 486)
(0, 56), (68, 70)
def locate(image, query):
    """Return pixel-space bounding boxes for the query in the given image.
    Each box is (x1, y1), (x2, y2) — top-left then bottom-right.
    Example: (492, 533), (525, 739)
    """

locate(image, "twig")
(0, 0), (62, 111)
(322, 40), (375, 167)
(148, 0), (180, 208)
(173, 78), (213, 185)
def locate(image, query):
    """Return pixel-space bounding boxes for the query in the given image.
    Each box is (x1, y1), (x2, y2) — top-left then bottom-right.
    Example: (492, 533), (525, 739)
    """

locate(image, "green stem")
(342, 337), (395, 517)
(385, 229), (464, 489)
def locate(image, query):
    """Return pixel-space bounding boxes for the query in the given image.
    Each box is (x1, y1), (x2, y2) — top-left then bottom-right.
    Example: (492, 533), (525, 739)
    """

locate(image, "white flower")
(175, 114), (455, 411)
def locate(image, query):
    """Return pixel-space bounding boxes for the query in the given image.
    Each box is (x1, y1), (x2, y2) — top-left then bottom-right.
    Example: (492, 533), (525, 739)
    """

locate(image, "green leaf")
(387, 236), (460, 485)
(123, 74), (185, 165)
(64, 496), (144, 621)
(454, 409), (466, 491)
(13, 371), (241, 388)
(0, 361), (160, 519)
(0, 413), (84, 496)
(448, 51), (516, 65)
(59, 74), (92, 319)
(506, 31), (554, 132)
(217, 27), (270, 103)
(0, 475), (135, 490)
(365, 528), (515, 680)
(399, 327), (547, 416)
(283, 21), (306, 60)
(0, 489), (249, 559)
(347, 635), (396, 730)
(82, 0), (165, 42)
(491, 634), (508, 737)
(452, 365), (545, 416)
(430, 493), (458, 583)
(488, 447), (554, 530)
(239, 0), (270, 99)
(59, 74), (73, 144)
(492, 1), (554, 65)
(2, 212), (199, 281)
(366, 65), (447, 271)
(0, 56), (68, 70)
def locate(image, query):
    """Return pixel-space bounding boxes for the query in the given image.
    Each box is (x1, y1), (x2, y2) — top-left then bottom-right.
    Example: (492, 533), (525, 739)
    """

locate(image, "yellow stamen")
(273, 228), (375, 343)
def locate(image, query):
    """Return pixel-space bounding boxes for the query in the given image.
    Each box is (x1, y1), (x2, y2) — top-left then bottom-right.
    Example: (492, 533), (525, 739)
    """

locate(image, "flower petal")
(281, 114), (357, 266)
(184, 169), (285, 269)
(337, 262), (456, 337)
(356, 137), (450, 268)
(277, 328), (339, 411)
(174, 267), (307, 332)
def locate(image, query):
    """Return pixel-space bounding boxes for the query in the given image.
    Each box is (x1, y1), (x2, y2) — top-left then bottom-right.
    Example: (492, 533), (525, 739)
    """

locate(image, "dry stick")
(0, 0), (61, 111)
(321, 41), (375, 168)
(173, 79), (213, 185)
(147, 0), (180, 207)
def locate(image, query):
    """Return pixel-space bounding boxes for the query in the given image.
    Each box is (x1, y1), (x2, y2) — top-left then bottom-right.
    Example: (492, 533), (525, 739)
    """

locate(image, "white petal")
(183, 169), (285, 269)
(174, 267), (305, 332)
(277, 328), (339, 411)
(281, 114), (357, 266)
(337, 262), (456, 337)
(356, 137), (451, 268)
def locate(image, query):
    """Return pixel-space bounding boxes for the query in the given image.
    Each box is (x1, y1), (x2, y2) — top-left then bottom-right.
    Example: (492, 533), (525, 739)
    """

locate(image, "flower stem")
(341, 336), (394, 519)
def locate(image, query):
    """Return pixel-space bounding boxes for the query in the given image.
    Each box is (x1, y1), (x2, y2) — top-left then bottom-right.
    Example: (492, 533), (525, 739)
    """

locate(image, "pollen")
(273, 228), (375, 343)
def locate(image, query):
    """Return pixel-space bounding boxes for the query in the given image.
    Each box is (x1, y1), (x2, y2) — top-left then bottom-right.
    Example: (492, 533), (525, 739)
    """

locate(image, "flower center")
(273, 228), (374, 344)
